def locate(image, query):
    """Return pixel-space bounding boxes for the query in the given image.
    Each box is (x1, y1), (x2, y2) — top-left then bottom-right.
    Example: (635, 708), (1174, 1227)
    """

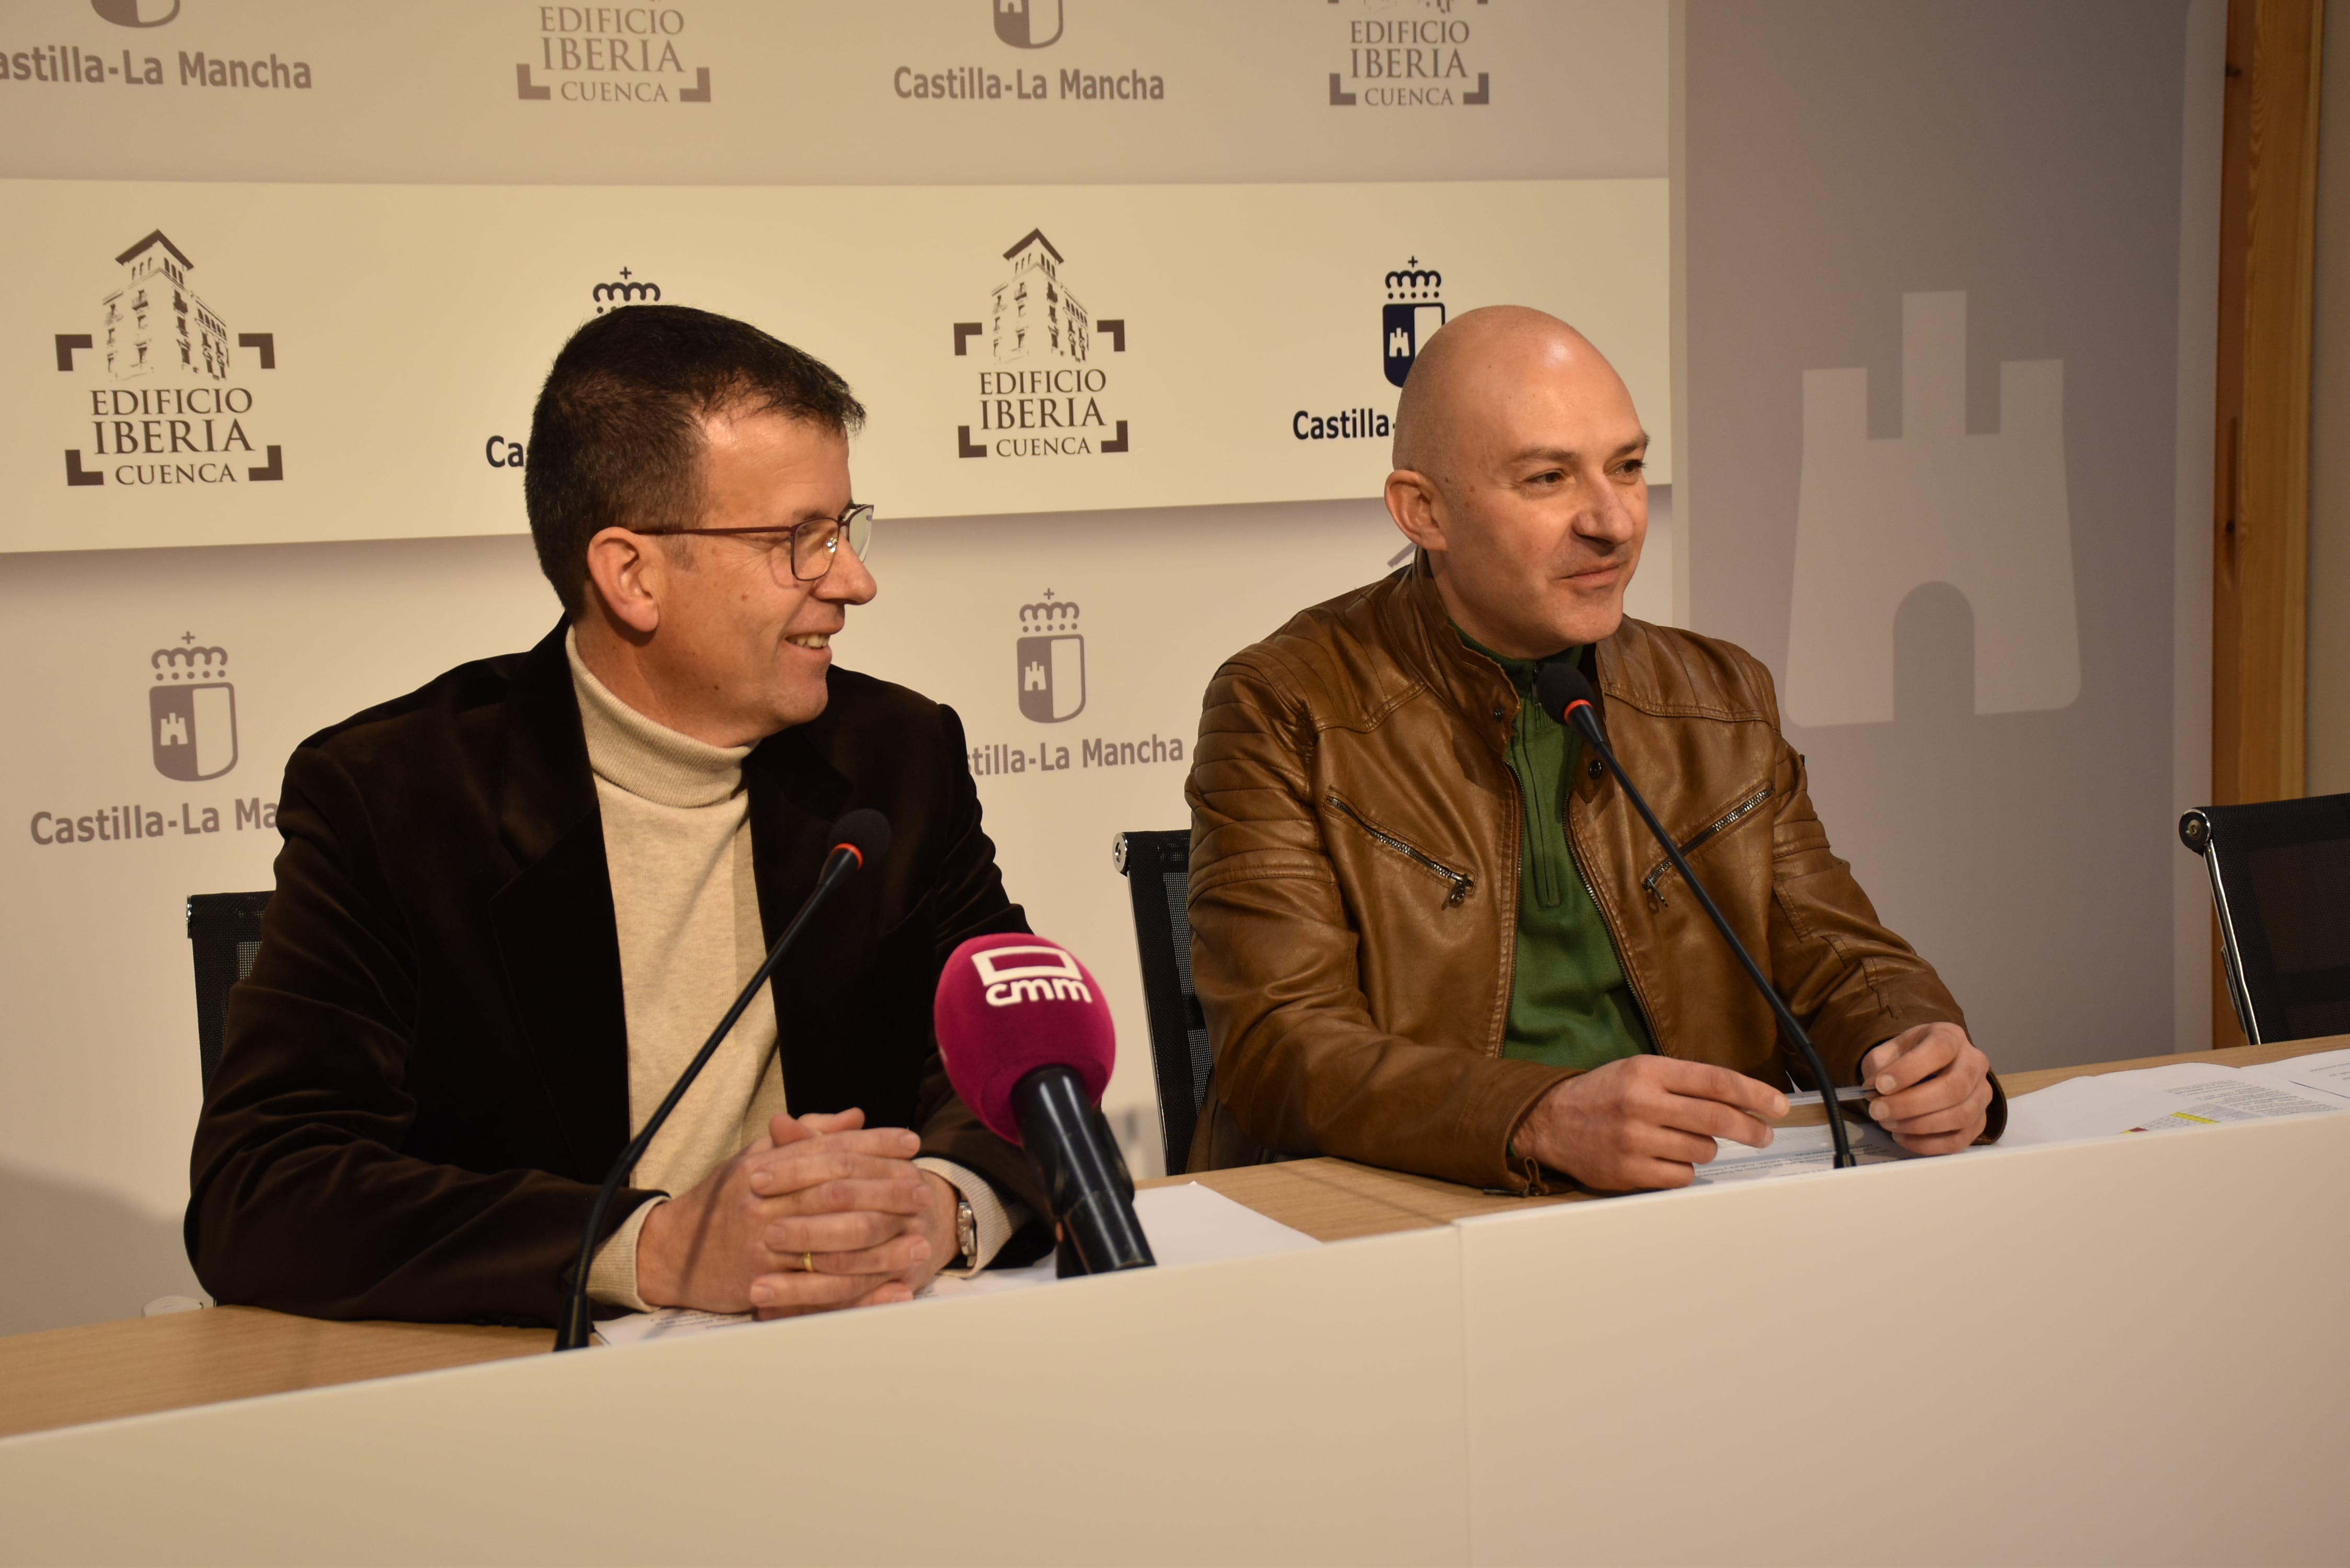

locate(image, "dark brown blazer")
(1186, 567), (2000, 1190)
(186, 624), (1051, 1325)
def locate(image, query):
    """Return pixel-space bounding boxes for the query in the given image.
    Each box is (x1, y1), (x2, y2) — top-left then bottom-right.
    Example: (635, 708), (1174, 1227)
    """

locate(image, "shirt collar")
(1453, 625), (1580, 700)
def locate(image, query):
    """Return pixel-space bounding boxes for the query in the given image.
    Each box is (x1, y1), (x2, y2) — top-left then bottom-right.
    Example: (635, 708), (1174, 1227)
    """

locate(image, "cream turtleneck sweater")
(570, 635), (1010, 1310)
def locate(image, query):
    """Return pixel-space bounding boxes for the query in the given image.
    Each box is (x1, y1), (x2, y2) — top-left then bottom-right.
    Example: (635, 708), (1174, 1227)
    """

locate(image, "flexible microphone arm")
(1533, 665), (1856, 1170)
(554, 808), (893, 1351)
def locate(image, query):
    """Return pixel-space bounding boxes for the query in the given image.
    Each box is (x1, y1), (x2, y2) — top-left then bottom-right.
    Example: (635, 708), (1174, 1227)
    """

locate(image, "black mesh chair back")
(1114, 830), (1211, 1176)
(2181, 793), (2350, 1044)
(188, 891), (271, 1089)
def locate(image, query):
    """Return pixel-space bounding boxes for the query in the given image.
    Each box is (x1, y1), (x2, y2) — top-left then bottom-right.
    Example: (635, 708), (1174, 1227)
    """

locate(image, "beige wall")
(2314, 0), (2350, 796)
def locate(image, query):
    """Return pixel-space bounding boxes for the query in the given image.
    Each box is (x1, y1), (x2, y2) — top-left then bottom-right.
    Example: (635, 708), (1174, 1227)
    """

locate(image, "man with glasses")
(188, 306), (1049, 1327)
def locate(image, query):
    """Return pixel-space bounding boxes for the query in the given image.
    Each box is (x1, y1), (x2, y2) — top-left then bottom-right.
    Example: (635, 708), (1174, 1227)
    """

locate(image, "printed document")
(2000, 1047), (2350, 1146)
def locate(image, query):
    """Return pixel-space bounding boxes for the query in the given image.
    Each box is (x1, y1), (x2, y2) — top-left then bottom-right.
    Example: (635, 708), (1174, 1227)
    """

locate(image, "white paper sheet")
(1999, 1052), (2350, 1148)
(2239, 1046), (2350, 1104)
(596, 1180), (1319, 1347)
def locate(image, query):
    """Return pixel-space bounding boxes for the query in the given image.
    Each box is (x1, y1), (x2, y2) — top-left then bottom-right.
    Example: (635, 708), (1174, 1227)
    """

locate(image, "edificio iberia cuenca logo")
(516, 6), (711, 104)
(952, 229), (1129, 461)
(54, 230), (282, 490)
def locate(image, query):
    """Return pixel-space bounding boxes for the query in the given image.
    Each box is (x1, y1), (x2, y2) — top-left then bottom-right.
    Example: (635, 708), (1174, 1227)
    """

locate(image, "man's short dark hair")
(524, 305), (867, 618)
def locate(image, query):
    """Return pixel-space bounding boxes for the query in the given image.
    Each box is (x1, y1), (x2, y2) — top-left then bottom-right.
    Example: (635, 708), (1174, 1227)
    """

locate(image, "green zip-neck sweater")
(1459, 630), (1654, 1072)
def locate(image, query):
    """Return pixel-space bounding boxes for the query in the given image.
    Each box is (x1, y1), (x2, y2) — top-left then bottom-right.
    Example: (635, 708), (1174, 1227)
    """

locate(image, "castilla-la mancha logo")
(994, 0), (1062, 49)
(1384, 256), (1445, 387)
(592, 264), (662, 315)
(151, 632), (237, 781)
(1017, 590), (1085, 723)
(486, 265), (667, 472)
(55, 230), (281, 491)
(952, 229), (1128, 460)
(91, 0), (178, 26)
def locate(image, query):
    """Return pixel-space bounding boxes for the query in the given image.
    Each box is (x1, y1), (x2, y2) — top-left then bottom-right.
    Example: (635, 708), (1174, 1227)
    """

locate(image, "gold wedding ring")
(801, 1252), (816, 1274)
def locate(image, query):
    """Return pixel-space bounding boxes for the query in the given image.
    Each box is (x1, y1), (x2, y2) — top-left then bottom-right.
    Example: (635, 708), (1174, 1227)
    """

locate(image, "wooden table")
(4, 1034), (2338, 1444)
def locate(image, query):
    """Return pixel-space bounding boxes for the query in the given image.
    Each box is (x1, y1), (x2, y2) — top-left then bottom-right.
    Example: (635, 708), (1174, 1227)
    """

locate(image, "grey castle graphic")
(1017, 592), (1085, 723)
(995, 0), (1062, 49)
(151, 632), (238, 781)
(1384, 258), (1445, 388)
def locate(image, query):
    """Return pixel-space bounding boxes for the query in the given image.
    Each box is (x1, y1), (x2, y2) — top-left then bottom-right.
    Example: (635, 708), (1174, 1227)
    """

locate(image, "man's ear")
(1384, 468), (1449, 559)
(583, 527), (663, 637)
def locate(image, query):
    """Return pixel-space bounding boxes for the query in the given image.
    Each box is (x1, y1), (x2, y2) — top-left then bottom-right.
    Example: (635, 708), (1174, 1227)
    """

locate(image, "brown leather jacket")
(1184, 566), (1999, 1190)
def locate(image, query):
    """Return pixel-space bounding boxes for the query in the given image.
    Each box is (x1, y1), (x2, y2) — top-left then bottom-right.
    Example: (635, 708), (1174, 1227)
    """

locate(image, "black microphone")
(934, 934), (1155, 1277)
(1533, 664), (1856, 1169)
(554, 807), (894, 1351)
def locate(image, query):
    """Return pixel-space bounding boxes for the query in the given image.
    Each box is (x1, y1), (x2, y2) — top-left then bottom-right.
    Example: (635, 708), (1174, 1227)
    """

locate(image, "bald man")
(1182, 307), (2000, 1192)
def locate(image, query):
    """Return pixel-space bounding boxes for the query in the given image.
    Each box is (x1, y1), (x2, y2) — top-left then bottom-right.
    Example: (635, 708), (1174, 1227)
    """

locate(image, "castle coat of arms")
(150, 633), (237, 781)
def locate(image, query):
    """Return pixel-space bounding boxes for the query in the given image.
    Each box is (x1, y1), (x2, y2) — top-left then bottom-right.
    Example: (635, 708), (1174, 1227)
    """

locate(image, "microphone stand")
(552, 835), (876, 1351)
(1541, 671), (1857, 1170)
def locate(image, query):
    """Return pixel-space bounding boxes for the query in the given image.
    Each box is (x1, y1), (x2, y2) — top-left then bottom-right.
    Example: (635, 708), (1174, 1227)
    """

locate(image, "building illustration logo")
(55, 230), (281, 490)
(994, 0), (1063, 49)
(1017, 591), (1085, 723)
(150, 632), (237, 781)
(1383, 256), (1445, 388)
(1787, 291), (2079, 727)
(953, 229), (1128, 459)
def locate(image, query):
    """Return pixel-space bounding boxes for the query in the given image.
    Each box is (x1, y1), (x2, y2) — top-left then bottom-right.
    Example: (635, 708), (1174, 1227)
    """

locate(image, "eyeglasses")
(648, 503), (876, 583)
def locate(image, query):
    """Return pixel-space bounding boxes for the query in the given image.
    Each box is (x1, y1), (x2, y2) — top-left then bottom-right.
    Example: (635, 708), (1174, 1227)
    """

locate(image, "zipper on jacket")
(1570, 831), (1662, 1055)
(1324, 792), (1475, 907)
(1641, 783), (1773, 908)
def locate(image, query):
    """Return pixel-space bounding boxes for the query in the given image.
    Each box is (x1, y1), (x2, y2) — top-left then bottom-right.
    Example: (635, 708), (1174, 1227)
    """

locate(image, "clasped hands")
(634, 1108), (961, 1318)
(1514, 1021), (1992, 1192)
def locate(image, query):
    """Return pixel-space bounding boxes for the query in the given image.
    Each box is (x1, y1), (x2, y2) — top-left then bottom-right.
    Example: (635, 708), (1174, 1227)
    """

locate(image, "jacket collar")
(1383, 558), (1604, 735)
(486, 621), (629, 1178)
(482, 629), (862, 1177)
(495, 622), (601, 867)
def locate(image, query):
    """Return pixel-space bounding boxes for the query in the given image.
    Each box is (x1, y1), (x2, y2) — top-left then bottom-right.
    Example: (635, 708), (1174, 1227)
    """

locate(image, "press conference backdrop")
(0, 0), (2215, 1336)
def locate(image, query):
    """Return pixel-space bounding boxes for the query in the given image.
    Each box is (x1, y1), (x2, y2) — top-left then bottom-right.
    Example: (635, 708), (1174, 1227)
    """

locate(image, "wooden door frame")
(2211, 0), (2323, 1045)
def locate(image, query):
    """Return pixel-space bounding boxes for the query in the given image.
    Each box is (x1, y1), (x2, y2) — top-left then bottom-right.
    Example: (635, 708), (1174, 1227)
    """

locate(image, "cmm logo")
(1383, 256), (1445, 388)
(952, 229), (1128, 460)
(993, 0), (1063, 49)
(55, 230), (281, 490)
(150, 632), (237, 781)
(1016, 590), (1085, 723)
(972, 944), (1093, 1007)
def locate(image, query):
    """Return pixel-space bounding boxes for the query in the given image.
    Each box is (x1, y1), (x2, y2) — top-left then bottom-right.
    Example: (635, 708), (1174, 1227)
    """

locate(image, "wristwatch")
(950, 1193), (980, 1275)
